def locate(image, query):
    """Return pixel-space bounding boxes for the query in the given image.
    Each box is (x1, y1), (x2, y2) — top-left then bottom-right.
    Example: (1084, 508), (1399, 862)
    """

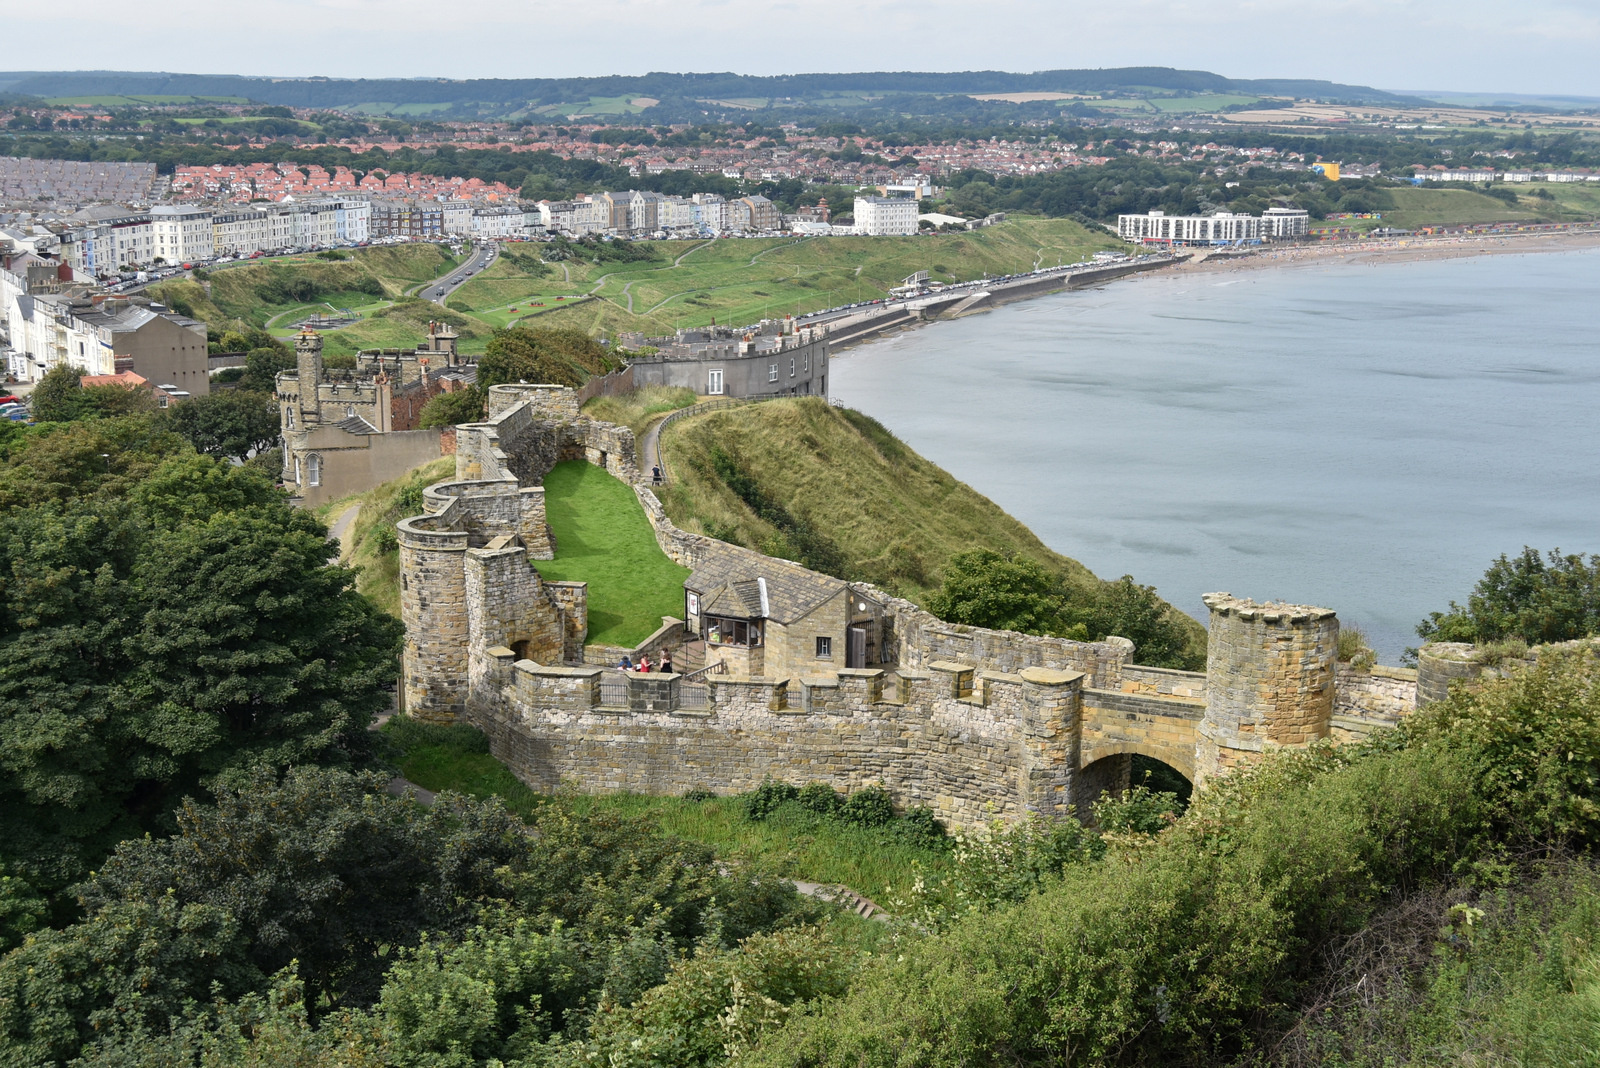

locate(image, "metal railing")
(599, 671), (629, 708)
(676, 659), (725, 711)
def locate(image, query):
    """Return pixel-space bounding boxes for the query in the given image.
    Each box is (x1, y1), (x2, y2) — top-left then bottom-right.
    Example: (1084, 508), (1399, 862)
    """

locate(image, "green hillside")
(652, 397), (1207, 666)
(452, 218), (1128, 338)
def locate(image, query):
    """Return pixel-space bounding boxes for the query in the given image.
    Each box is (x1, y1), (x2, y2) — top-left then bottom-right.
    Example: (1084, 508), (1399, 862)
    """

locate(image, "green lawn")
(382, 718), (953, 902)
(534, 460), (691, 646)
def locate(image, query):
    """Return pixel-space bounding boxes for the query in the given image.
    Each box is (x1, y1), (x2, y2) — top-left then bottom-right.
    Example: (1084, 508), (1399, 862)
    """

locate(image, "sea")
(829, 246), (1600, 663)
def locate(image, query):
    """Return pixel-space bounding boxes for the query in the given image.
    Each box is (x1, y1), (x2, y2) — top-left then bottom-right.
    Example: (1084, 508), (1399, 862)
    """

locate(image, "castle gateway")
(398, 384), (1424, 826)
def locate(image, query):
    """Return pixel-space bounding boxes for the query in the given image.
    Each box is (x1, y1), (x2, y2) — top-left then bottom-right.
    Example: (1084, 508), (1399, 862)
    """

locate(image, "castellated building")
(276, 323), (471, 506)
(394, 383), (1456, 827)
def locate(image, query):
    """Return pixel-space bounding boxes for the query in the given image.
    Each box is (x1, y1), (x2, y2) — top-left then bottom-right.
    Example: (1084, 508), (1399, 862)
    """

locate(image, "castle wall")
(466, 660), (1085, 826)
(399, 386), (1429, 824)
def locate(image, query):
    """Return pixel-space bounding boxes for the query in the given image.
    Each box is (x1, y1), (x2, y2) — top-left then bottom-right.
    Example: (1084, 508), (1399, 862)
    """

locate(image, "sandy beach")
(1160, 227), (1600, 277)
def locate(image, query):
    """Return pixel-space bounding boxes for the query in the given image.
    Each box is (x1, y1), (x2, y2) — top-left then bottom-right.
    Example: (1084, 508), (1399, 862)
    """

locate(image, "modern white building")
(1261, 206), (1310, 239)
(1117, 210), (1264, 246)
(854, 195), (918, 236)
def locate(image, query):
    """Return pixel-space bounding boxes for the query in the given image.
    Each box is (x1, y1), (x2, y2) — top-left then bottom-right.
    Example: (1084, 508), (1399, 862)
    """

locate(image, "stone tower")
(397, 513), (471, 722)
(293, 328), (324, 426)
(1196, 593), (1338, 785)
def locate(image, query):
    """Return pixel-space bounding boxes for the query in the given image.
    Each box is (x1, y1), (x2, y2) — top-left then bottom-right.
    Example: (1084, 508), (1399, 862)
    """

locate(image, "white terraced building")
(1118, 210), (1263, 246)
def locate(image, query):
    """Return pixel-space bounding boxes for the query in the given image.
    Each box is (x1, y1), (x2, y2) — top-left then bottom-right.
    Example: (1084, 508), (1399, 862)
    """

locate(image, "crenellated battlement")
(397, 385), (1429, 826)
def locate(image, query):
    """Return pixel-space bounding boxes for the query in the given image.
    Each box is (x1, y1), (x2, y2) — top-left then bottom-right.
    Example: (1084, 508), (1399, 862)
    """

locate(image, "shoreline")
(829, 227), (1600, 353)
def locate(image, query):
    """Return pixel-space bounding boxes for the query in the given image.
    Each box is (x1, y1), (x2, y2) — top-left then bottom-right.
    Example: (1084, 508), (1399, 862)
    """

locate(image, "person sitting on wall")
(618, 655), (633, 671)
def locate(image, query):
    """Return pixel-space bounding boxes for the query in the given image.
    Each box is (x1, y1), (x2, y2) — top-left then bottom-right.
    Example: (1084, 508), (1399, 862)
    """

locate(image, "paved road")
(416, 242), (497, 305)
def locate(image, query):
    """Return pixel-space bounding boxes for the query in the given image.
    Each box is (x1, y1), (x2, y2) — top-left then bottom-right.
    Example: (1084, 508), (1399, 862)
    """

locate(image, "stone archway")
(1075, 743), (1195, 815)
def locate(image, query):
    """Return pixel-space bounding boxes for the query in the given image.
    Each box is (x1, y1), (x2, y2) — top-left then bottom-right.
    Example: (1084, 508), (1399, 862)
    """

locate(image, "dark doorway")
(846, 626), (866, 668)
(1131, 754), (1193, 808)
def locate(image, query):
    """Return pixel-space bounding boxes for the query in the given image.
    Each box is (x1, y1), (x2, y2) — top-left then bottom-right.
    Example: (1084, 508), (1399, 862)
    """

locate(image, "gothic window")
(306, 453), (321, 487)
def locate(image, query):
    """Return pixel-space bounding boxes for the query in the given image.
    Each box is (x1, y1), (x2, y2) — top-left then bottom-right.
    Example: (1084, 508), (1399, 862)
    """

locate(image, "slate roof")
(333, 414), (380, 435)
(686, 551), (846, 625)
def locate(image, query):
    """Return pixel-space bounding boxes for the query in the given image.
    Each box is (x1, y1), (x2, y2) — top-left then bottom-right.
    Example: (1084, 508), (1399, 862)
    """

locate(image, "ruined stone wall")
(467, 662), (1086, 827)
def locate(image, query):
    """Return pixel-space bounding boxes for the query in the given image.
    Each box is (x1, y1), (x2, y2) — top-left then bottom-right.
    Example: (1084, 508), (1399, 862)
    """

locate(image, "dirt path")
(328, 503), (361, 561)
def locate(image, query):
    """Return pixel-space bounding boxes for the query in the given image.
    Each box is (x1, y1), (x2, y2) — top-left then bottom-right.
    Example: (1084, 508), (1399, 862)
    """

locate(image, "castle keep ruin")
(398, 384), (1430, 825)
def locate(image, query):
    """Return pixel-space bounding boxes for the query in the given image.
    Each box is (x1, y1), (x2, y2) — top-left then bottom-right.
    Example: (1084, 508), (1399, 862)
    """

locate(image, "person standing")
(639, 655), (652, 673)
(661, 649), (674, 674)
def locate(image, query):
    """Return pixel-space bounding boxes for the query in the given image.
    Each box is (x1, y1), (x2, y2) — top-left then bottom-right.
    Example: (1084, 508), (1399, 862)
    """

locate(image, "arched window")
(294, 456), (302, 484)
(306, 454), (321, 487)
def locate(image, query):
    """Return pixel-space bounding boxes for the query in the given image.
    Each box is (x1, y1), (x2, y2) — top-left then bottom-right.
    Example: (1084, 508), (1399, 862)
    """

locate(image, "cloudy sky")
(8, 0), (1599, 96)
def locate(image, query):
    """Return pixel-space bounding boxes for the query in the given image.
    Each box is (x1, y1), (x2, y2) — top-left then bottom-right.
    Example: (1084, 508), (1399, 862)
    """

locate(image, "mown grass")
(534, 460), (691, 646)
(380, 717), (952, 902)
(1382, 186), (1549, 227)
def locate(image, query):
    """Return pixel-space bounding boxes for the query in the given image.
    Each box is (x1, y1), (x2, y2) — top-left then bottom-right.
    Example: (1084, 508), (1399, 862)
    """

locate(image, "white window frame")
(768, 363), (778, 382)
(790, 356), (796, 378)
(708, 369), (723, 395)
(816, 635), (832, 658)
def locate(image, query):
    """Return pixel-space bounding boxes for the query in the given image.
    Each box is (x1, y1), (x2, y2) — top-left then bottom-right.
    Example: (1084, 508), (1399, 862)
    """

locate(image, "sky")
(6, 0), (1599, 96)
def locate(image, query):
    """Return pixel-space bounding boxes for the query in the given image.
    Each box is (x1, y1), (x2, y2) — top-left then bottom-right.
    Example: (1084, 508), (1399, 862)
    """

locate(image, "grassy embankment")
(148, 244), (489, 357)
(654, 397), (1207, 659)
(1313, 183), (1600, 233)
(446, 216), (1128, 337)
(533, 460), (690, 646)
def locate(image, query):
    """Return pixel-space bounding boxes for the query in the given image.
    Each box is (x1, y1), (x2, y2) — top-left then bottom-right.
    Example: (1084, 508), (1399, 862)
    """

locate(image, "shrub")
(744, 780), (799, 821)
(893, 806), (949, 848)
(837, 787), (895, 828)
(797, 782), (840, 815)
(682, 788), (717, 802)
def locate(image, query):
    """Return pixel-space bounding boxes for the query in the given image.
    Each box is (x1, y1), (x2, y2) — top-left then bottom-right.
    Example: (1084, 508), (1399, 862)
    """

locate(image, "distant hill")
(0, 67), (1424, 119)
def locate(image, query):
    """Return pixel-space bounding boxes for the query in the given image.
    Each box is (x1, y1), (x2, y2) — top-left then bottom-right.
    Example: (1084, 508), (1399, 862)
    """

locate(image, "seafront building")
(1117, 207), (1309, 246)
(854, 195), (919, 236)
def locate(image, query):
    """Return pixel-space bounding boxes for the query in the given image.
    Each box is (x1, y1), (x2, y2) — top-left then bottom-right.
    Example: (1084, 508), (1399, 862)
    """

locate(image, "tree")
(927, 549), (1077, 637)
(0, 451), (402, 895)
(28, 364), (90, 422)
(79, 767), (530, 1014)
(477, 326), (614, 389)
(238, 346), (295, 393)
(1417, 546), (1600, 646)
(164, 389), (281, 460)
(417, 386), (486, 428)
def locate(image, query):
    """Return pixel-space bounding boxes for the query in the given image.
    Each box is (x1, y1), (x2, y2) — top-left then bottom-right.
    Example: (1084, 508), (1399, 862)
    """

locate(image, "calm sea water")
(831, 247), (1600, 662)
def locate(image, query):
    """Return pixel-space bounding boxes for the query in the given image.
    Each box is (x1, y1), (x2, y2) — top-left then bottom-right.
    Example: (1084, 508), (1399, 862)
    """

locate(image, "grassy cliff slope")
(652, 397), (1206, 664)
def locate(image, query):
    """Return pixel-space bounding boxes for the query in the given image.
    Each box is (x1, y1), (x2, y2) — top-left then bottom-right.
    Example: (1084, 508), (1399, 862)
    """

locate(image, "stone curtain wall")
(466, 657), (1089, 825)
(400, 385), (1432, 822)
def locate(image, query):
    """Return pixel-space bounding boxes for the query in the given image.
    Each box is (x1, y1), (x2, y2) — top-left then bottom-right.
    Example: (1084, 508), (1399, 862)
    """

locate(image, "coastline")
(828, 227), (1600, 353)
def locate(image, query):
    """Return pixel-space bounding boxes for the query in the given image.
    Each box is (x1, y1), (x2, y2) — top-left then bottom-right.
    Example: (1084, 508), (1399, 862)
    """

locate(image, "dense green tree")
(477, 326), (614, 389)
(1087, 574), (1200, 671)
(927, 549), (1077, 637)
(79, 767), (529, 1013)
(1417, 547), (1600, 646)
(237, 346), (295, 394)
(163, 389), (281, 460)
(28, 364), (90, 422)
(418, 385), (486, 428)
(0, 448), (401, 894)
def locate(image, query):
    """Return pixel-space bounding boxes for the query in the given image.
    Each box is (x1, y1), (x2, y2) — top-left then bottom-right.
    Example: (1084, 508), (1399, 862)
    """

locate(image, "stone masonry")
(399, 385), (1431, 825)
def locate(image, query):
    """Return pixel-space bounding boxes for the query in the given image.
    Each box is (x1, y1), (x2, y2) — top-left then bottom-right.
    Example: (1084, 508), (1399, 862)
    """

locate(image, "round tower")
(397, 515), (471, 722)
(1197, 593), (1339, 785)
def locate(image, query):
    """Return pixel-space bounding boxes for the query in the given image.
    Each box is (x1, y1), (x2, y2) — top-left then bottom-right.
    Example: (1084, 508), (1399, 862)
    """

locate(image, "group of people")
(617, 649), (674, 674)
